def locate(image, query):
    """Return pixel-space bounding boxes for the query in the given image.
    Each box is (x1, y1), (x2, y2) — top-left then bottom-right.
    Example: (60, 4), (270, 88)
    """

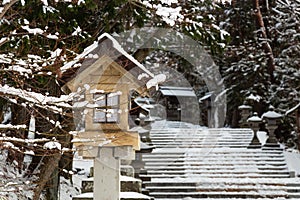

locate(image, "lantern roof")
(262, 106), (282, 119)
(247, 112), (262, 122)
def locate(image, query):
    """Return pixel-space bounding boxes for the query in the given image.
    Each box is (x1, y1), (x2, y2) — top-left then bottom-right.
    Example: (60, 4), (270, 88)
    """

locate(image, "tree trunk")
(253, 0), (276, 83)
(46, 167), (60, 200)
(9, 104), (30, 170)
(33, 150), (61, 200)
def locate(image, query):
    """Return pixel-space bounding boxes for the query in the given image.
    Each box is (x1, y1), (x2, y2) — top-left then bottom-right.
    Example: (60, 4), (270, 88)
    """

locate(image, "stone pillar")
(247, 112), (262, 149)
(94, 147), (120, 200)
(94, 146), (135, 200)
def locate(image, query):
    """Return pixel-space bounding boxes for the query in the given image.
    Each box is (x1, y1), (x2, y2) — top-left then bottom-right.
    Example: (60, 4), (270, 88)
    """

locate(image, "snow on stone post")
(262, 106), (282, 148)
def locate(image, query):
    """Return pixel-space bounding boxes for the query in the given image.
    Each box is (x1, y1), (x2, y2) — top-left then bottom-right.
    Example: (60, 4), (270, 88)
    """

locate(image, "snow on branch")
(0, 84), (73, 113)
(0, 124), (26, 130)
(0, 136), (50, 144)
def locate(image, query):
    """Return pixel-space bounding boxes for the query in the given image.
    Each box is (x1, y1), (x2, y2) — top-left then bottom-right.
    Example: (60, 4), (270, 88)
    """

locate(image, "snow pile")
(284, 150), (300, 176)
(146, 74), (166, 89)
(142, 0), (183, 26)
(59, 176), (81, 200)
(0, 150), (40, 200)
(43, 140), (62, 150)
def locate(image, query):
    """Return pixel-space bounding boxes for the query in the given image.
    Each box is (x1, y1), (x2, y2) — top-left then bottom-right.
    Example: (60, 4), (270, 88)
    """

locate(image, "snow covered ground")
(284, 150), (300, 176)
(59, 154), (93, 200)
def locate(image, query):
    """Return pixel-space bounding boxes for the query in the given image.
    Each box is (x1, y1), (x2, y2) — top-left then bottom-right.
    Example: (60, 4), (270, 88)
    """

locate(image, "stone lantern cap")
(247, 112), (262, 122)
(238, 104), (252, 110)
(262, 106), (283, 119)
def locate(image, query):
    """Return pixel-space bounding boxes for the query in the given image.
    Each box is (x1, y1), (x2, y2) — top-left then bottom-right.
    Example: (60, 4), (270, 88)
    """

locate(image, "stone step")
(287, 187), (300, 193)
(286, 183), (300, 198)
(142, 156), (284, 161)
(152, 144), (254, 148)
(147, 148), (283, 154)
(143, 153), (284, 158)
(154, 199), (296, 200)
(143, 159), (286, 163)
(288, 193), (300, 198)
(150, 141), (252, 145)
(144, 167), (288, 173)
(150, 140), (252, 144)
(150, 133), (252, 136)
(144, 165), (288, 171)
(147, 186), (196, 193)
(150, 136), (252, 139)
(143, 157), (286, 162)
(144, 166), (288, 172)
(150, 128), (252, 132)
(148, 191), (288, 199)
(144, 162), (287, 167)
(144, 179), (300, 198)
(140, 173), (291, 179)
(145, 170), (290, 175)
(144, 161), (288, 167)
(143, 179), (291, 187)
(150, 137), (252, 140)
(146, 184), (291, 193)
(149, 135), (253, 138)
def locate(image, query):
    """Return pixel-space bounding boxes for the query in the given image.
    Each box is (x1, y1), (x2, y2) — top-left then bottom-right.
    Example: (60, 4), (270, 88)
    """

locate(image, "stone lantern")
(247, 112), (262, 148)
(262, 106), (282, 148)
(238, 102), (252, 128)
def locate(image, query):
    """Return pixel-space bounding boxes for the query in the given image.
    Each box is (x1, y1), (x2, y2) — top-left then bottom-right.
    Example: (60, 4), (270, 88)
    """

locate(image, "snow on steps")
(149, 128), (254, 148)
(143, 122), (300, 199)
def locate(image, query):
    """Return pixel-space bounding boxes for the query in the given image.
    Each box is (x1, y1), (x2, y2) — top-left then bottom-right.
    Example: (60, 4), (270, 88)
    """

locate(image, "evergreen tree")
(217, 0), (299, 145)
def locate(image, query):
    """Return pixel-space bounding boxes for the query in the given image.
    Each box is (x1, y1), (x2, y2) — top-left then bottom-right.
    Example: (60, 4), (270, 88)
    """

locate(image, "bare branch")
(0, 0), (18, 19)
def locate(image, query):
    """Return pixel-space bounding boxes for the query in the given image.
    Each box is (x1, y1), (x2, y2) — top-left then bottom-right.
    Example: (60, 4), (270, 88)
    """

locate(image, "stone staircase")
(141, 121), (300, 199)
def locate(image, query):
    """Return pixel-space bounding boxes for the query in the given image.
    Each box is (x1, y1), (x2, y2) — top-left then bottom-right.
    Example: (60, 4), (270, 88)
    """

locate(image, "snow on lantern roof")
(247, 113), (262, 122)
(60, 33), (154, 82)
(238, 104), (252, 110)
(262, 106), (283, 119)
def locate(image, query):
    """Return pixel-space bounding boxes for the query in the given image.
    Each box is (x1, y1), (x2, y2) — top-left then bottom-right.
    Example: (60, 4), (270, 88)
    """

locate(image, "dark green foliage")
(215, 0), (299, 143)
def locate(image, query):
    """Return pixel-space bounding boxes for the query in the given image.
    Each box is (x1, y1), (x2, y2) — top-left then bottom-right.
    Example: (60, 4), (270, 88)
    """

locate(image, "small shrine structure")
(157, 86), (198, 123)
